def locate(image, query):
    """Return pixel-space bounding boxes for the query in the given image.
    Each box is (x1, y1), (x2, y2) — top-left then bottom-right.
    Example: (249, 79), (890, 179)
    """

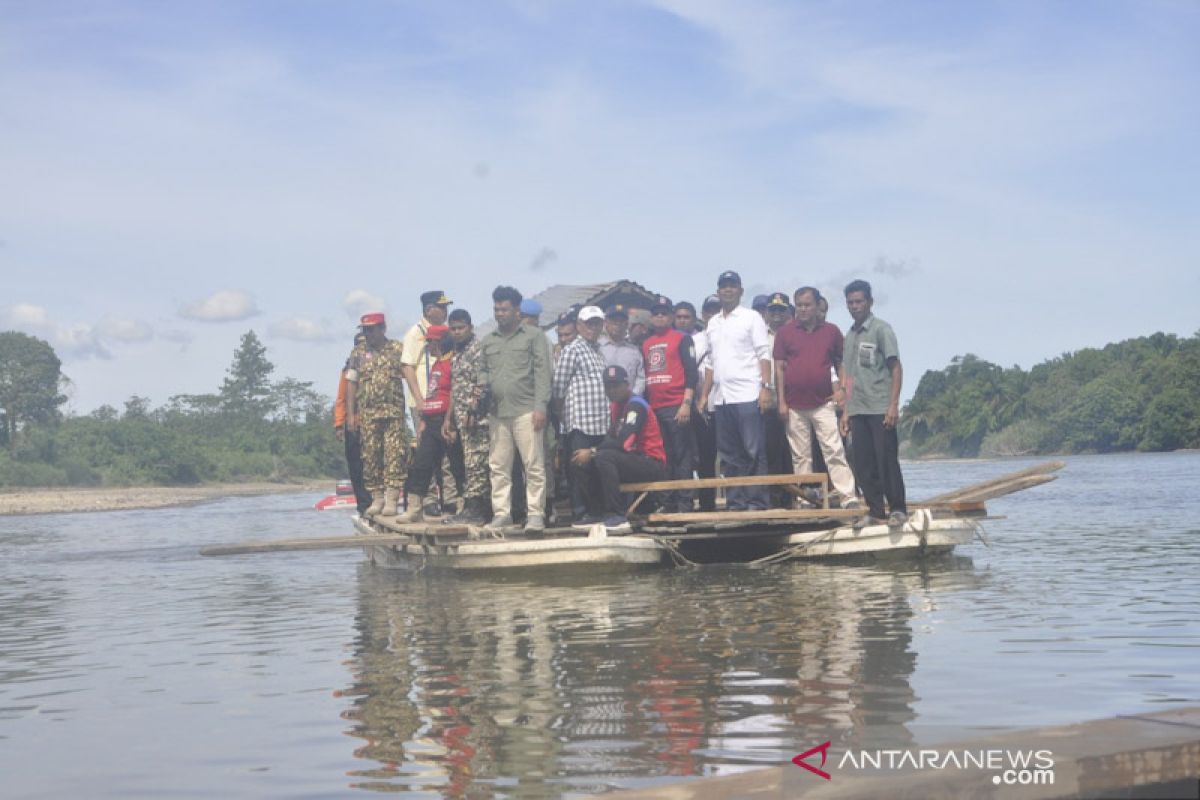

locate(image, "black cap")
(650, 295), (673, 314)
(767, 292), (790, 309)
(606, 303), (629, 319)
(717, 270), (742, 287)
(752, 294), (770, 310)
(556, 309), (578, 325)
(420, 290), (452, 307)
(702, 294), (721, 311)
(603, 365), (629, 384)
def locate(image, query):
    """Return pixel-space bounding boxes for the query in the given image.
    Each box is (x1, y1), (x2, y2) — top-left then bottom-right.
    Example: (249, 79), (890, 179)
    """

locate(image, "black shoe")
(571, 514), (604, 529)
(447, 501), (487, 526)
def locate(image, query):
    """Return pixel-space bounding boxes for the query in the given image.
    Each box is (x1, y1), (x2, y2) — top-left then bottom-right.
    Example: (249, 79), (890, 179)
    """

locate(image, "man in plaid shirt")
(551, 305), (609, 523)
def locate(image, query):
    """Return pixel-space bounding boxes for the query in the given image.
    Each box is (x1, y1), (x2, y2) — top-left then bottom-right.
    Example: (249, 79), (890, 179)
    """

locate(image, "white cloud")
(2, 302), (52, 328)
(179, 289), (260, 322)
(0, 303), (110, 359)
(268, 316), (336, 342)
(342, 289), (386, 321)
(97, 317), (155, 342)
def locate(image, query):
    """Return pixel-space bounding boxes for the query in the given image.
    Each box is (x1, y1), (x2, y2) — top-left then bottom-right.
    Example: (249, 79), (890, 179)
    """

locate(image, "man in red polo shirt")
(399, 325), (465, 522)
(773, 286), (858, 508)
(642, 294), (699, 512)
(570, 365), (667, 533)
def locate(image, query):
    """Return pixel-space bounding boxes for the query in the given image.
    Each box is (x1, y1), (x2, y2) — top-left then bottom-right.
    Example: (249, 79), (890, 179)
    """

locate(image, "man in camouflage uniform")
(443, 309), (491, 524)
(346, 312), (409, 517)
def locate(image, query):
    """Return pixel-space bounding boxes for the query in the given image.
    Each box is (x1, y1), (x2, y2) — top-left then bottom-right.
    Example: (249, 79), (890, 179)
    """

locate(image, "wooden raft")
(199, 462), (1061, 557)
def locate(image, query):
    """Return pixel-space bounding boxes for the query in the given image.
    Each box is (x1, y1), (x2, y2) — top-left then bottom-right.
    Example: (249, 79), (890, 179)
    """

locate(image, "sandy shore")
(0, 480), (331, 516)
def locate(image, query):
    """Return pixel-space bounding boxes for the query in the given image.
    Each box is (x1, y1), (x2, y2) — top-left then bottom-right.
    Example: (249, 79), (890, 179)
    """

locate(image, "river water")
(1, 453), (1197, 797)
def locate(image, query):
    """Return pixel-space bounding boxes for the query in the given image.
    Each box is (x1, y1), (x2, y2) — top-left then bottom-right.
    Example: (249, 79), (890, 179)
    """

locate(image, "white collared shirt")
(705, 305), (770, 405)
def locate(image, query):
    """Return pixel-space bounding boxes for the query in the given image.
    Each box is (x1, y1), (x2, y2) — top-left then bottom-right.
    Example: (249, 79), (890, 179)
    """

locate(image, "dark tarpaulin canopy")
(476, 279), (663, 334)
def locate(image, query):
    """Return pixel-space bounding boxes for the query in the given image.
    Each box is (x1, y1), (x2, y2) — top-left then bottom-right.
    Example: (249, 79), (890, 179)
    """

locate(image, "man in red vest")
(642, 295), (699, 512)
(570, 365), (667, 533)
(399, 325), (465, 522)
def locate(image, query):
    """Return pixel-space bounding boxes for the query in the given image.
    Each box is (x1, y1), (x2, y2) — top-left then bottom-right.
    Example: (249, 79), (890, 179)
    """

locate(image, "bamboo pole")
(920, 460), (1064, 504)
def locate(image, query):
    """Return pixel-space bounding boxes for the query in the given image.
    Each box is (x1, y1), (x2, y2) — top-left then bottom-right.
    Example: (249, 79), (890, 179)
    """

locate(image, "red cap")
(359, 312), (386, 327)
(425, 324), (450, 341)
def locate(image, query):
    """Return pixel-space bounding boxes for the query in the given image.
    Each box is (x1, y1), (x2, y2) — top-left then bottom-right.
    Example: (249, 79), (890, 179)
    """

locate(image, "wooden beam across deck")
(621, 473), (829, 492)
(646, 508), (858, 523)
(622, 473), (832, 515)
(645, 500), (987, 525)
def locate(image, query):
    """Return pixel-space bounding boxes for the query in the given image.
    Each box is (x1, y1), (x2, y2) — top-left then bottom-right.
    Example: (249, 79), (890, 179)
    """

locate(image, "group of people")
(334, 273), (908, 533)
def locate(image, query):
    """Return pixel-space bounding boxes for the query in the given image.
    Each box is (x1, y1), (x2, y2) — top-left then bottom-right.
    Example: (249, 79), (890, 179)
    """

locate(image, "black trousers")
(565, 430), (606, 516)
(693, 405), (718, 512)
(344, 427), (371, 513)
(405, 414), (465, 499)
(849, 414), (906, 518)
(654, 405), (696, 512)
(764, 408), (793, 507)
(580, 449), (666, 517)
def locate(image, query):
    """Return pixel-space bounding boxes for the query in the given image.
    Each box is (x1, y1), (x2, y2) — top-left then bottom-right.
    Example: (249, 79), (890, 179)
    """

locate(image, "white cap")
(578, 305), (604, 322)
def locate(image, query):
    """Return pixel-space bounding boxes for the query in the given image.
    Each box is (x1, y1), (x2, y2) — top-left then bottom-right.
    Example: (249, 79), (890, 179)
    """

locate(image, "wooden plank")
(201, 534), (411, 557)
(621, 473), (828, 492)
(371, 519), (472, 535)
(646, 508), (859, 523)
(920, 460), (1064, 504)
(911, 500), (987, 513)
(952, 473), (1057, 502)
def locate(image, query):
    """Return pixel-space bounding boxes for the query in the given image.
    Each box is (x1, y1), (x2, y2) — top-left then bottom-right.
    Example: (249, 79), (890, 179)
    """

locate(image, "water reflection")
(340, 556), (984, 796)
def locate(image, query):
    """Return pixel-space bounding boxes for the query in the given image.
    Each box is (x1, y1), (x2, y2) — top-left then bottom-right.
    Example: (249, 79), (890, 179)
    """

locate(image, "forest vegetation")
(902, 332), (1200, 457)
(0, 330), (342, 487)
(2, 329), (1197, 486)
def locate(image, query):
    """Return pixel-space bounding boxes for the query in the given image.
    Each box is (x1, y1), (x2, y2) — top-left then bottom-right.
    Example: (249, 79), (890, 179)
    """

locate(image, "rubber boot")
(365, 491), (385, 517)
(378, 488), (401, 517)
(397, 493), (424, 523)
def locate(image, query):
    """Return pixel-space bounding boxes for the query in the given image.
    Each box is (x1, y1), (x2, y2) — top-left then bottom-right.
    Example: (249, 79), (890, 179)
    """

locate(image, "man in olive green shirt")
(480, 285), (552, 533)
(840, 279), (907, 528)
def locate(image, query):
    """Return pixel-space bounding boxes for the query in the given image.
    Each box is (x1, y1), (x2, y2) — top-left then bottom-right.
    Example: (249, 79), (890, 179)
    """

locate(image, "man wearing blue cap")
(697, 270), (772, 511)
(520, 298), (543, 326)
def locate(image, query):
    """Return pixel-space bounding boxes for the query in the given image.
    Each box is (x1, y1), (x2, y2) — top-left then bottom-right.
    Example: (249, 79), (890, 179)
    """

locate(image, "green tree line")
(0, 330), (343, 487)
(901, 331), (1200, 457)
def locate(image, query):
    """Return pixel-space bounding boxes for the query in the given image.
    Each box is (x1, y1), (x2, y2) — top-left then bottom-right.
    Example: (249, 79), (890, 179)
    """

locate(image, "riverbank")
(0, 480), (330, 515)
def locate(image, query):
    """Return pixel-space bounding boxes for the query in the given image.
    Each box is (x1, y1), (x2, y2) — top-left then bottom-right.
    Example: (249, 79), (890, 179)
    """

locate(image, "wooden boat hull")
(660, 509), (978, 564)
(353, 516), (669, 572)
(777, 510), (977, 560)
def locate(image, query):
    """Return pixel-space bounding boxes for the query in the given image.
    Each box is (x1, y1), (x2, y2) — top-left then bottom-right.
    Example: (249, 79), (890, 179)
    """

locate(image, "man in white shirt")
(697, 271), (773, 511)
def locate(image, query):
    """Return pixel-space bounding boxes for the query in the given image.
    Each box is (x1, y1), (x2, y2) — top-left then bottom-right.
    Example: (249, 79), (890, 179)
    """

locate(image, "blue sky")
(3, 0), (1197, 413)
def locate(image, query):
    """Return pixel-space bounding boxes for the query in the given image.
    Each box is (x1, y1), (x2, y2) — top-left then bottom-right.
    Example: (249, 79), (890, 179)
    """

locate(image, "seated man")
(570, 365), (667, 533)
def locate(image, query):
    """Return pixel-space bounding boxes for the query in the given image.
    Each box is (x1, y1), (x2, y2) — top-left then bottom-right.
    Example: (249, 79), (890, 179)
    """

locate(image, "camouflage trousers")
(460, 424), (491, 503)
(361, 416), (409, 491)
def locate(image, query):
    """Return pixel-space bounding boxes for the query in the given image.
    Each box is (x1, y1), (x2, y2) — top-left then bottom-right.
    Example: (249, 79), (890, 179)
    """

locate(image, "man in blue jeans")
(697, 270), (773, 510)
